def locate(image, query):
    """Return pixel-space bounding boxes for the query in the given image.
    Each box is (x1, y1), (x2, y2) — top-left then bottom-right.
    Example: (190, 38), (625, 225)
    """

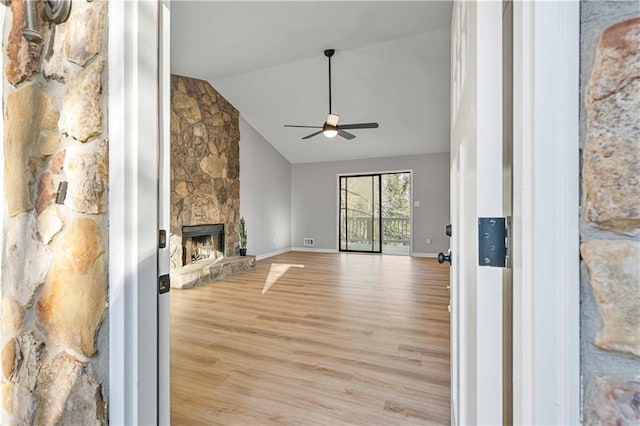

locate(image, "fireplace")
(182, 224), (225, 266)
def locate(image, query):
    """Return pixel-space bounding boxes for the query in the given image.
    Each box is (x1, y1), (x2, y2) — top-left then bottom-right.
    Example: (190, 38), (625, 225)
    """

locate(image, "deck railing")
(345, 217), (410, 246)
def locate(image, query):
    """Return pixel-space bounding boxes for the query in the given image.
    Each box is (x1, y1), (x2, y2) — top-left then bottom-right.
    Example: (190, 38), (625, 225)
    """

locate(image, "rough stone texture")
(57, 369), (107, 426)
(65, 3), (106, 67)
(170, 75), (241, 269)
(2, 331), (45, 422)
(7, 332), (45, 391)
(48, 149), (66, 174)
(64, 140), (108, 214)
(33, 352), (82, 426)
(37, 205), (63, 244)
(58, 59), (104, 142)
(171, 256), (256, 289)
(2, 1), (110, 423)
(5, 0), (45, 86)
(4, 84), (59, 217)
(1, 298), (25, 336)
(42, 16), (70, 82)
(35, 170), (55, 214)
(32, 352), (106, 426)
(586, 374), (640, 426)
(36, 219), (106, 357)
(582, 240), (640, 356)
(4, 212), (52, 307)
(584, 18), (640, 235)
(581, 7), (640, 425)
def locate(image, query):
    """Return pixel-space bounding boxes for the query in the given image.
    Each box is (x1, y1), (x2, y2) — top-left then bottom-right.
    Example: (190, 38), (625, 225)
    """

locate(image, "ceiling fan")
(284, 49), (379, 140)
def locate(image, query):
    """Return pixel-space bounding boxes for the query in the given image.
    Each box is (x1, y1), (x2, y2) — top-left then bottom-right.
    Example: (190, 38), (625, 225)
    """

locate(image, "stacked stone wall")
(580, 3), (640, 424)
(170, 75), (241, 268)
(1, 1), (108, 423)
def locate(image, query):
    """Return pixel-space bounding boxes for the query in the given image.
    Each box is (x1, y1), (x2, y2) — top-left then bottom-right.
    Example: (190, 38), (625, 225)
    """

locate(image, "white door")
(158, 1), (172, 424)
(449, 1), (506, 424)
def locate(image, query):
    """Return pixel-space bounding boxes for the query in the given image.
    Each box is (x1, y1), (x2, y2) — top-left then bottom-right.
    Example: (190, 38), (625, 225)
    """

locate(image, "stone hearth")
(170, 256), (256, 289)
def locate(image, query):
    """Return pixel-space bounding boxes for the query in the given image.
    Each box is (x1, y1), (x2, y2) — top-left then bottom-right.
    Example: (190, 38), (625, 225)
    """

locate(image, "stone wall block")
(38, 131), (60, 157)
(64, 3), (106, 67)
(588, 18), (640, 100)
(63, 140), (108, 214)
(4, 212), (52, 307)
(173, 91), (202, 124)
(581, 240), (640, 356)
(10, 332), (45, 391)
(6, 0), (45, 86)
(36, 219), (106, 357)
(199, 154), (224, 178)
(33, 352), (82, 426)
(42, 17), (69, 82)
(48, 149), (66, 174)
(4, 84), (59, 217)
(584, 18), (640, 235)
(2, 298), (25, 336)
(35, 170), (55, 214)
(586, 374), (640, 425)
(59, 59), (104, 142)
(37, 205), (63, 244)
(58, 369), (106, 425)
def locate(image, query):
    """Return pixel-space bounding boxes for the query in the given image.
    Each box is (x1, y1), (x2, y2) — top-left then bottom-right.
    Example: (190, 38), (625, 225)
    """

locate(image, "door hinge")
(478, 217), (512, 268)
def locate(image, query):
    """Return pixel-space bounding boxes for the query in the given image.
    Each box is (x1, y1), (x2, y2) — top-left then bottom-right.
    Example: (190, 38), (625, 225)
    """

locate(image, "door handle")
(438, 250), (452, 265)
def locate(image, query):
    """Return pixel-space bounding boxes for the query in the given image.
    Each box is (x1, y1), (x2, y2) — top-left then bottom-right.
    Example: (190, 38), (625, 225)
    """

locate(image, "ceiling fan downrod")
(324, 49), (335, 114)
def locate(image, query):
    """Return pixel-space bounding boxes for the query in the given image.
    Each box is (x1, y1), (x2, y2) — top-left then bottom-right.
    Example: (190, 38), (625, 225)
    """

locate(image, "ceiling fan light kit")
(284, 49), (379, 141)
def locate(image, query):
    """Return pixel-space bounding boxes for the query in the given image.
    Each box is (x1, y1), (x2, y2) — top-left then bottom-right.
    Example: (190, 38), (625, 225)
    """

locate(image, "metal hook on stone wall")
(21, 0), (72, 44)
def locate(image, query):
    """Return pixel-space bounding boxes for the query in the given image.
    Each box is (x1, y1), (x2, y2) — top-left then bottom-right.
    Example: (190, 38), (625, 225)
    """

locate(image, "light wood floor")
(170, 251), (451, 425)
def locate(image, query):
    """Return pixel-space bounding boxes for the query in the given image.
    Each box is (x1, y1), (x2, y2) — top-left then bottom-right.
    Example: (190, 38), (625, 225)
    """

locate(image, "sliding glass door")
(339, 172), (411, 255)
(339, 175), (381, 252)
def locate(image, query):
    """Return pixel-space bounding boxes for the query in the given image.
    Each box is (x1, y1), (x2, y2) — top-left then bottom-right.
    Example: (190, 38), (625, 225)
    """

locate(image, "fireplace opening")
(182, 224), (224, 266)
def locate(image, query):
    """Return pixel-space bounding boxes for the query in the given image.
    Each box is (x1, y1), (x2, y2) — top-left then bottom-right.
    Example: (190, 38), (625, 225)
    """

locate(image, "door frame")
(336, 169), (413, 256)
(108, 1), (163, 424)
(511, 1), (580, 424)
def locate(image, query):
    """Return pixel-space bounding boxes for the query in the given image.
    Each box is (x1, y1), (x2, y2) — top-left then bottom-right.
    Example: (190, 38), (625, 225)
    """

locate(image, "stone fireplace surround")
(169, 74), (254, 288)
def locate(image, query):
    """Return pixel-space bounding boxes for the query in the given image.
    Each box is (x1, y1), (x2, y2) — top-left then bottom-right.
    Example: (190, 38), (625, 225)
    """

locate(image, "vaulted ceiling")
(171, 1), (453, 163)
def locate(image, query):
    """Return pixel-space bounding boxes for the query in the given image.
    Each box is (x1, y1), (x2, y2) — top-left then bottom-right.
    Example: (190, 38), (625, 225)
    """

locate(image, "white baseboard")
(255, 247), (292, 261)
(412, 252), (439, 258)
(291, 247), (338, 253)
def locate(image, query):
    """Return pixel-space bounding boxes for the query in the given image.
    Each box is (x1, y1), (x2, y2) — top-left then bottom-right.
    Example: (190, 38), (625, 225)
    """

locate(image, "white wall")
(291, 153), (450, 255)
(239, 116), (292, 258)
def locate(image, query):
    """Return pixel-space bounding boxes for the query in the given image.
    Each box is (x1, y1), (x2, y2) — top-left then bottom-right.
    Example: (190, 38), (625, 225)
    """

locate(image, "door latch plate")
(159, 274), (171, 294)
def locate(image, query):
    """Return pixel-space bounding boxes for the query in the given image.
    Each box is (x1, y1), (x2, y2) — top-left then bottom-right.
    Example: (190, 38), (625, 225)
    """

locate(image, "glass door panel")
(339, 175), (381, 253)
(381, 172), (411, 255)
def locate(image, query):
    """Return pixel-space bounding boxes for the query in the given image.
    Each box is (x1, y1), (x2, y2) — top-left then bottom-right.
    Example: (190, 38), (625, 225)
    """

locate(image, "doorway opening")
(338, 172), (412, 255)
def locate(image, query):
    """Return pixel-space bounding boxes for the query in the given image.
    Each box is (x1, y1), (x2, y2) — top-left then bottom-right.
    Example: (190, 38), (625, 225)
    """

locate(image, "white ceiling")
(171, 1), (453, 164)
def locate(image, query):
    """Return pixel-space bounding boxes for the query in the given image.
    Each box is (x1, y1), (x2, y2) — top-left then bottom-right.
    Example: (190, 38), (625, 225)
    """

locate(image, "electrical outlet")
(303, 238), (314, 246)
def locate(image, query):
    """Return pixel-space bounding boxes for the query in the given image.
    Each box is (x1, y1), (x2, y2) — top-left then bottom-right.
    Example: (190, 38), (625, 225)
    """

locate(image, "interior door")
(157, 1), (171, 424)
(449, 1), (507, 424)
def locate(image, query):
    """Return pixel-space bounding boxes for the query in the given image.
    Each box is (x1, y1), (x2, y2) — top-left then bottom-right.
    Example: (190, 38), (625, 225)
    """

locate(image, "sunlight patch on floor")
(262, 263), (304, 294)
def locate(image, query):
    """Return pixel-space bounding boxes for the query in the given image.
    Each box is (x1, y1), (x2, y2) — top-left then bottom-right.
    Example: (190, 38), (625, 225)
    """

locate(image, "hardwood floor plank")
(171, 252), (451, 425)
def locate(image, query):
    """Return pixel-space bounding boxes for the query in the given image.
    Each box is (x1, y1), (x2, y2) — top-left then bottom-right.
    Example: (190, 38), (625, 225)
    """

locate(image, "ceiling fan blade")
(339, 122), (379, 130)
(284, 125), (322, 129)
(338, 130), (356, 140)
(302, 130), (324, 140)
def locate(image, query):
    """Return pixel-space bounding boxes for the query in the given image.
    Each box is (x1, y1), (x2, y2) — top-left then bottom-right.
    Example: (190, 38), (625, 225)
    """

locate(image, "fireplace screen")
(182, 224), (224, 265)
